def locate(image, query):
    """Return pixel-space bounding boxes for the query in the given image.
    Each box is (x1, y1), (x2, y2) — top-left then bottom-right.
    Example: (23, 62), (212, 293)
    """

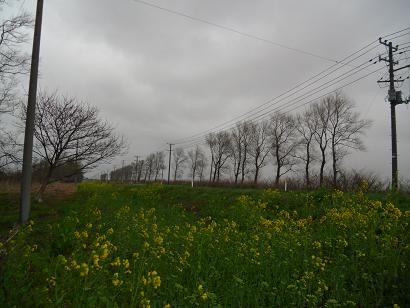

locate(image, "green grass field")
(0, 183), (409, 307)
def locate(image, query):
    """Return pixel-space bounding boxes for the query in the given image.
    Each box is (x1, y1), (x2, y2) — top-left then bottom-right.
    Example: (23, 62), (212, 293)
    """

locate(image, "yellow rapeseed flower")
(110, 257), (121, 267)
(112, 273), (123, 286)
(123, 258), (130, 269)
(79, 263), (89, 276)
(312, 241), (321, 249)
(100, 248), (109, 260)
(154, 236), (164, 245)
(46, 276), (56, 287)
(152, 276), (161, 289)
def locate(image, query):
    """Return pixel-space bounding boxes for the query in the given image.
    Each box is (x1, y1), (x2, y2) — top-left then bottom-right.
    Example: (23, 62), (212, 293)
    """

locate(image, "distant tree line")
(105, 92), (373, 189)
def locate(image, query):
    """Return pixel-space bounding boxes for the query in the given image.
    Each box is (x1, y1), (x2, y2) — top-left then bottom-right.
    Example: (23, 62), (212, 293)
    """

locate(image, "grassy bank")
(0, 183), (409, 306)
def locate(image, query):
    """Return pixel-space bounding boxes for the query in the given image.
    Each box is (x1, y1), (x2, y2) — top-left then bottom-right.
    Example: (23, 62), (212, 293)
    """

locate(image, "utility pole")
(20, 0), (44, 225)
(134, 155), (139, 183)
(167, 143), (174, 184)
(378, 38), (410, 190)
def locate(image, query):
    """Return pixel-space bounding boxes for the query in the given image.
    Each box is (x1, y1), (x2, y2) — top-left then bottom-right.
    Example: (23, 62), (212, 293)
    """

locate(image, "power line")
(171, 32), (410, 145)
(173, 45), (382, 145)
(178, 65), (386, 150)
(132, 0), (341, 63)
(175, 54), (383, 146)
(131, 26), (410, 154)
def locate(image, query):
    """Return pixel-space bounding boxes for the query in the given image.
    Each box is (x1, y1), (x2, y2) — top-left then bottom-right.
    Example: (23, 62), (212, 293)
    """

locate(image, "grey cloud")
(15, 0), (410, 178)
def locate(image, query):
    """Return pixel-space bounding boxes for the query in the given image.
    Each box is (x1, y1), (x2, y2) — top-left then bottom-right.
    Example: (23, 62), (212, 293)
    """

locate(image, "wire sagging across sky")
(169, 29), (410, 149)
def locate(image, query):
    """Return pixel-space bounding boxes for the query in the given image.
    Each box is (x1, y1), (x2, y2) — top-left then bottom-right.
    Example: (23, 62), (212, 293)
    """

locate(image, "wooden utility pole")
(167, 143), (173, 184)
(378, 38), (410, 190)
(20, 0), (44, 224)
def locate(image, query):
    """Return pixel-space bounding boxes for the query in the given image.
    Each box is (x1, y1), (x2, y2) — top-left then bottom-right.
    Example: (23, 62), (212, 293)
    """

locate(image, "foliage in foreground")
(0, 182), (409, 307)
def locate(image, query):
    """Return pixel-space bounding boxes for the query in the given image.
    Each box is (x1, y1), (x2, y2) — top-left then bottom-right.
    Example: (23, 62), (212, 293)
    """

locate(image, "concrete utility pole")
(167, 143), (174, 184)
(20, 0), (44, 224)
(134, 155), (139, 183)
(378, 38), (410, 190)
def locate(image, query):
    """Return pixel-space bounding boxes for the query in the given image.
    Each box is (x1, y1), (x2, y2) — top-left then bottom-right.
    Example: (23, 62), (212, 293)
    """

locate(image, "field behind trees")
(0, 183), (409, 307)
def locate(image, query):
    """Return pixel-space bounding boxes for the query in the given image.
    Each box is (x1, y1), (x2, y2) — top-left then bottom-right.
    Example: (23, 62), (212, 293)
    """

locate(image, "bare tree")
(248, 120), (270, 184)
(295, 106), (318, 187)
(207, 135), (216, 182)
(326, 93), (372, 186)
(313, 99), (331, 186)
(153, 151), (165, 181)
(135, 159), (144, 182)
(206, 131), (231, 182)
(197, 151), (207, 182)
(110, 163), (133, 182)
(143, 154), (155, 181)
(26, 91), (127, 200)
(172, 147), (187, 180)
(229, 129), (242, 184)
(0, 3), (32, 170)
(269, 112), (299, 185)
(229, 121), (252, 184)
(240, 122), (253, 183)
(0, 4), (31, 113)
(0, 130), (19, 169)
(187, 146), (206, 183)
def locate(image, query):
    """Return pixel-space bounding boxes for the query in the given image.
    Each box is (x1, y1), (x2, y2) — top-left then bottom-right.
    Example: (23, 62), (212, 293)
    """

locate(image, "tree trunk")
(275, 167), (280, 186)
(305, 145), (310, 188)
(213, 162), (218, 182)
(240, 150), (246, 183)
(275, 146), (280, 186)
(37, 166), (53, 202)
(254, 166), (259, 184)
(305, 161), (310, 188)
(234, 168), (239, 184)
(332, 140), (337, 187)
(319, 148), (326, 186)
(192, 167), (196, 183)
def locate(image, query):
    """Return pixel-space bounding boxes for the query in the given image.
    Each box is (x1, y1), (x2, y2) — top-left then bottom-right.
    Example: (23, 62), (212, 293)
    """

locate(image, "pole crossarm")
(379, 37), (398, 51)
(393, 64), (410, 72)
(377, 79), (407, 83)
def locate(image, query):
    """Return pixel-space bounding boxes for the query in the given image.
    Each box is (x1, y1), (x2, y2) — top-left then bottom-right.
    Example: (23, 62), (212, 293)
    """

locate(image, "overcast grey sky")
(10, 0), (410, 181)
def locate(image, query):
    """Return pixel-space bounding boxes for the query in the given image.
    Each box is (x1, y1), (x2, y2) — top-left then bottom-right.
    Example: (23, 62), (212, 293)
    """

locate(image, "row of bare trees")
(108, 93), (370, 188)
(204, 93), (371, 187)
(107, 146), (207, 184)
